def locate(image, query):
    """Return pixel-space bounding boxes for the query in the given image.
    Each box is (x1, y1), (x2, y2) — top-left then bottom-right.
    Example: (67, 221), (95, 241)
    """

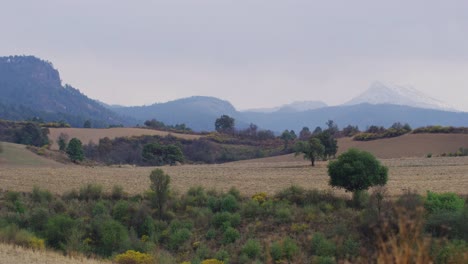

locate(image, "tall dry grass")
(0, 243), (109, 264)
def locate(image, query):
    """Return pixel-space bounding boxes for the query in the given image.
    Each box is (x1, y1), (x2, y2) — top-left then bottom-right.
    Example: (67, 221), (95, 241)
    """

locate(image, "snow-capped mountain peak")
(344, 81), (457, 112)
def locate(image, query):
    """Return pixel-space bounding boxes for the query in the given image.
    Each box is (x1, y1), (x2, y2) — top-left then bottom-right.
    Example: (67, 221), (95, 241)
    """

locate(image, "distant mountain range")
(345, 81), (457, 111)
(1, 55), (467, 132)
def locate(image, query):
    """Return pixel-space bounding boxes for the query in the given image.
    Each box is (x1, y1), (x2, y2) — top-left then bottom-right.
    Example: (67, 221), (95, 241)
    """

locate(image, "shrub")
(0, 225), (45, 250)
(214, 249), (230, 263)
(29, 207), (49, 233)
(79, 184), (103, 200)
(169, 228), (192, 250)
(201, 259), (224, 264)
(92, 201), (108, 216)
(311, 232), (336, 257)
(282, 237), (299, 261)
(425, 191), (465, 214)
(111, 185), (126, 199)
(270, 241), (283, 261)
(220, 194), (238, 212)
(313, 256), (336, 264)
(112, 200), (131, 225)
(241, 200), (262, 219)
(251, 192), (267, 204)
(274, 203), (293, 223)
(31, 186), (52, 203)
(95, 218), (130, 256)
(114, 250), (154, 264)
(185, 186), (208, 207)
(275, 185), (306, 205)
(242, 239), (262, 259)
(45, 214), (75, 249)
(212, 212), (241, 230)
(222, 227), (240, 244)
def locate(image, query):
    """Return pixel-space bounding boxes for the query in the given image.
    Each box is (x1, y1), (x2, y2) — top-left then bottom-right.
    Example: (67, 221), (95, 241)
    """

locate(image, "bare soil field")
(337, 133), (468, 158)
(0, 243), (108, 264)
(1, 153), (468, 197)
(48, 127), (202, 150)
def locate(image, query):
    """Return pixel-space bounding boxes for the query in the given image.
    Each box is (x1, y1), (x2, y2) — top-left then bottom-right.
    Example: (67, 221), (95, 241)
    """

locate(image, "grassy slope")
(0, 142), (63, 167)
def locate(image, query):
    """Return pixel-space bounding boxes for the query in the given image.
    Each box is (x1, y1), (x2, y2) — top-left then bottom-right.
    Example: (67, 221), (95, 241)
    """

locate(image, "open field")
(338, 133), (468, 158)
(0, 243), (108, 264)
(48, 127), (202, 150)
(0, 142), (65, 168)
(48, 128), (468, 158)
(1, 151), (468, 196)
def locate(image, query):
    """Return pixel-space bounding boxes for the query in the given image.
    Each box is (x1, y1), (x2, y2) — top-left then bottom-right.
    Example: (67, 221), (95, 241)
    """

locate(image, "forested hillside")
(0, 56), (133, 127)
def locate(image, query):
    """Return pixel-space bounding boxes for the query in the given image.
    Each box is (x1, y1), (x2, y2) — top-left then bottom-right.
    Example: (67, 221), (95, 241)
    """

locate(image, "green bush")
(0, 225), (45, 250)
(241, 200), (262, 219)
(45, 214), (75, 249)
(313, 256), (336, 264)
(222, 227), (240, 244)
(275, 185), (306, 205)
(242, 239), (261, 259)
(311, 232), (336, 257)
(212, 212), (241, 230)
(185, 186), (208, 207)
(169, 228), (192, 250)
(31, 186), (52, 203)
(425, 191), (465, 214)
(270, 241), (283, 261)
(214, 249), (230, 263)
(111, 185), (126, 200)
(112, 200), (131, 224)
(29, 207), (49, 233)
(282, 237), (299, 261)
(79, 184), (103, 200)
(92, 201), (108, 216)
(94, 218), (130, 256)
(274, 203), (293, 223)
(221, 194), (238, 212)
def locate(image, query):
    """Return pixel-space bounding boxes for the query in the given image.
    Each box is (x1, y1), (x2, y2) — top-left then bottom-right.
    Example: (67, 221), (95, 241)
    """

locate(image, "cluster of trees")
(142, 143), (184, 166)
(144, 119), (192, 133)
(353, 122), (412, 141)
(294, 120), (339, 166)
(1, 150), (467, 263)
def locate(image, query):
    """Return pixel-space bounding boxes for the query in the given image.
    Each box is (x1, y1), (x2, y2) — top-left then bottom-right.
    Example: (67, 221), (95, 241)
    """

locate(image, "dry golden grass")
(0, 243), (109, 264)
(1, 154), (468, 197)
(48, 127), (202, 150)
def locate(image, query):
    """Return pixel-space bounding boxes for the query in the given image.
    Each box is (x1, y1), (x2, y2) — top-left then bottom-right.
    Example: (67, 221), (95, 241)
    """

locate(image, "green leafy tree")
(299, 126), (312, 140)
(315, 131), (338, 159)
(83, 120), (91, 128)
(280, 130), (296, 150)
(294, 138), (325, 166)
(57, 133), (69, 151)
(66, 138), (84, 162)
(149, 169), (171, 218)
(14, 122), (49, 147)
(328, 148), (388, 201)
(215, 115), (235, 134)
(142, 143), (184, 166)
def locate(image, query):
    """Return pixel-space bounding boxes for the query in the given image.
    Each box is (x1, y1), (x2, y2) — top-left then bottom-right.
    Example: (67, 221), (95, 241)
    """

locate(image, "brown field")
(1, 151), (468, 197)
(0, 243), (108, 264)
(337, 133), (468, 158)
(1, 133), (468, 197)
(48, 127), (202, 150)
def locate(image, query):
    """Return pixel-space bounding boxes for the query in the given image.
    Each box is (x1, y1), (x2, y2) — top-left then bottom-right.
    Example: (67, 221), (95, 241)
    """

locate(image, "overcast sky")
(1, 0), (468, 110)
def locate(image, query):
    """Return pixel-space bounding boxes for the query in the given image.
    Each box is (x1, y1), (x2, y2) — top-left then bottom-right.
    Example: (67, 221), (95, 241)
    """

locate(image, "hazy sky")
(1, 1), (468, 110)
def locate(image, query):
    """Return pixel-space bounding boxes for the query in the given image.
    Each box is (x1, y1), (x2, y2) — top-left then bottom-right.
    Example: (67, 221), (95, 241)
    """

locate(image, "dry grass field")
(337, 133), (468, 158)
(48, 127), (202, 150)
(0, 243), (108, 264)
(1, 151), (468, 197)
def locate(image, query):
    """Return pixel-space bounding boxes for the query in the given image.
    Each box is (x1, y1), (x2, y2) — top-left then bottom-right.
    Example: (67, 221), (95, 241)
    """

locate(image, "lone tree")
(149, 169), (171, 219)
(215, 115), (235, 134)
(294, 138), (325, 166)
(66, 138), (84, 162)
(83, 120), (91, 128)
(328, 148), (388, 202)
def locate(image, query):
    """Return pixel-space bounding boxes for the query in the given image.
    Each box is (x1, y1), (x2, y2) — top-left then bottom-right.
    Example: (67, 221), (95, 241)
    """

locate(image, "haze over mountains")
(0, 55), (467, 132)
